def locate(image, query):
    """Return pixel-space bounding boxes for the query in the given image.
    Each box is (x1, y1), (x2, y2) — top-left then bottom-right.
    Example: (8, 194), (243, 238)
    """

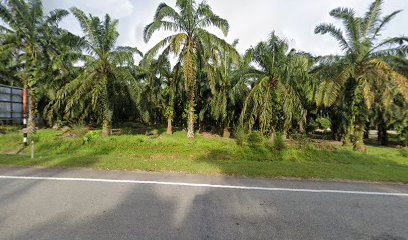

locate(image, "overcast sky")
(43, 0), (408, 56)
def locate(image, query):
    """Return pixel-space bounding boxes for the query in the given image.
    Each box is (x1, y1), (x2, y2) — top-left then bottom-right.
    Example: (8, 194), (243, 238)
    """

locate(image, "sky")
(42, 0), (408, 56)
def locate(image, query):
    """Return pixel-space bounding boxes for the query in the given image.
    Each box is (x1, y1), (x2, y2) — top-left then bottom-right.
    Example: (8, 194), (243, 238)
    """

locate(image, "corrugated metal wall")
(0, 84), (24, 121)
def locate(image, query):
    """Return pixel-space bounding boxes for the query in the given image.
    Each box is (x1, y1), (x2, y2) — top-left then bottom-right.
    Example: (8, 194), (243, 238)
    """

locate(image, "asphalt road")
(0, 167), (407, 240)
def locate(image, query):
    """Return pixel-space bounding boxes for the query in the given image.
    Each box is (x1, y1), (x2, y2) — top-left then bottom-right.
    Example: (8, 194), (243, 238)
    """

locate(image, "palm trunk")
(167, 114), (173, 135)
(378, 120), (388, 146)
(331, 117), (340, 141)
(342, 126), (352, 146)
(27, 92), (37, 133)
(299, 121), (305, 134)
(101, 82), (112, 137)
(187, 92), (195, 138)
(102, 119), (111, 137)
(223, 127), (231, 138)
(364, 122), (370, 139)
(352, 84), (367, 151)
(184, 39), (196, 139)
(353, 122), (366, 151)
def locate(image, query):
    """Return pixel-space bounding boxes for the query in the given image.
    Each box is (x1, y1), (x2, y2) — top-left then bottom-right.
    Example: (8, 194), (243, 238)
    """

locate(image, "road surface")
(0, 167), (407, 239)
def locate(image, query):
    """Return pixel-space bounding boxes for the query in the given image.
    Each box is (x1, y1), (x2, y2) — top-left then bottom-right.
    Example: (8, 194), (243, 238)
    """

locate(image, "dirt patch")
(62, 132), (76, 138)
(314, 144), (339, 151)
(150, 154), (177, 160)
(201, 132), (222, 139)
(60, 127), (89, 138)
(1, 148), (26, 155)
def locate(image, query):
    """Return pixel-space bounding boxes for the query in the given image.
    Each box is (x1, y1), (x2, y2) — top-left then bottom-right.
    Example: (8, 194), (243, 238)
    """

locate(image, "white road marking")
(0, 175), (407, 197)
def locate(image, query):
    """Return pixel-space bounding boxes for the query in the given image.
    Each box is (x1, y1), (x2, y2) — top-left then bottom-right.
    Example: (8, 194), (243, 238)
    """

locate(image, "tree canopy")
(0, 0), (407, 149)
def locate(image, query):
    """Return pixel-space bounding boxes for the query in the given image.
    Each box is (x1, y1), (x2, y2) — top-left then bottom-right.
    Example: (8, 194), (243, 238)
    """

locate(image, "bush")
(146, 129), (160, 136)
(316, 117), (331, 130)
(401, 149), (408, 157)
(272, 132), (286, 151)
(82, 131), (100, 144)
(305, 119), (318, 133)
(234, 126), (246, 146)
(397, 126), (408, 147)
(247, 131), (264, 148)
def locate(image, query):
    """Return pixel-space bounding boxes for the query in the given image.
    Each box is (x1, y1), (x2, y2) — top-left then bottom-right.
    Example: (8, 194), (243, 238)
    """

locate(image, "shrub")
(316, 117), (331, 130)
(397, 125), (408, 147)
(272, 132), (286, 151)
(146, 129), (160, 136)
(401, 149), (408, 157)
(305, 119), (318, 133)
(82, 131), (100, 144)
(247, 131), (264, 148)
(234, 126), (246, 146)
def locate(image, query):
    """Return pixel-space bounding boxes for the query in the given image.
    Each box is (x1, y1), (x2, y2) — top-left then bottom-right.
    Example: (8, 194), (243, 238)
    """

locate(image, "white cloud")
(43, 0), (134, 18)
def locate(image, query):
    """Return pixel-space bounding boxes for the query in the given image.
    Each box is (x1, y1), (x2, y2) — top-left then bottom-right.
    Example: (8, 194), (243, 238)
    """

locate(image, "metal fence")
(0, 84), (25, 122)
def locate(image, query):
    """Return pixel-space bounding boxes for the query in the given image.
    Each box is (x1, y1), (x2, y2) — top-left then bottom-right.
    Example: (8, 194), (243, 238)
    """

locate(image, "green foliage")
(246, 131), (265, 148)
(266, 132), (286, 151)
(0, 0), (73, 129)
(400, 149), (408, 157)
(272, 132), (286, 151)
(399, 132), (408, 147)
(144, 0), (238, 138)
(46, 8), (142, 136)
(316, 117), (331, 130)
(82, 131), (100, 144)
(0, 0), (406, 144)
(146, 129), (160, 136)
(314, 0), (408, 150)
(306, 119), (318, 133)
(240, 32), (313, 136)
(234, 126), (246, 146)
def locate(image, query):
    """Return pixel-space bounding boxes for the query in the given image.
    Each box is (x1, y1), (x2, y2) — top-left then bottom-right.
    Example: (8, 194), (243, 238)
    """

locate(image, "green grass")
(0, 128), (407, 183)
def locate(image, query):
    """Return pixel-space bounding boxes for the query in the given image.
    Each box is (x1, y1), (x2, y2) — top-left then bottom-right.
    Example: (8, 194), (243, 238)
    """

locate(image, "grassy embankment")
(0, 126), (407, 183)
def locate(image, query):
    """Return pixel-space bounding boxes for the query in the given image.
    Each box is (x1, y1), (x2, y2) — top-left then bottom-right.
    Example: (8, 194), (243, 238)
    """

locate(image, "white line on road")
(0, 175), (407, 197)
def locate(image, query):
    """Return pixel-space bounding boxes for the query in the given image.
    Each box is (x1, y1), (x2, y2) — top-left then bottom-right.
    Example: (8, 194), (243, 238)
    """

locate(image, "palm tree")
(0, 37), (20, 86)
(42, 24), (84, 126)
(144, 0), (236, 138)
(135, 56), (165, 125)
(135, 55), (183, 133)
(314, 0), (408, 151)
(240, 32), (312, 136)
(206, 40), (248, 136)
(0, 0), (69, 130)
(53, 8), (142, 136)
(158, 59), (183, 135)
(371, 57), (408, 146)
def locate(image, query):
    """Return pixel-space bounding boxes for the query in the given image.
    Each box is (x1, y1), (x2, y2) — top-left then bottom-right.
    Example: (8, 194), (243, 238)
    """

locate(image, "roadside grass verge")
(0, 128), (407, 183)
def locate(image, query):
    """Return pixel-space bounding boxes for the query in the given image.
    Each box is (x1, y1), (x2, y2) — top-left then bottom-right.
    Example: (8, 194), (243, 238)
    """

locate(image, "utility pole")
(22, 88), (28, 147)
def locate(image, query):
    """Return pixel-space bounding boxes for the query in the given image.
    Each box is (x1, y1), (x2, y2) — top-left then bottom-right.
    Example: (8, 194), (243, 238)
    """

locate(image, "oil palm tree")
(0, 0), (69, 130)
(144, 0), (237, 138)
(158, 59), (183, 135)
(314, 0), (408, 150)
(53, 8), (142, 136)
(0, 37), (20, 86)
(206, 40), (248, 136)
(240, 32), (312, 136)
(135, 56), (165, 125)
